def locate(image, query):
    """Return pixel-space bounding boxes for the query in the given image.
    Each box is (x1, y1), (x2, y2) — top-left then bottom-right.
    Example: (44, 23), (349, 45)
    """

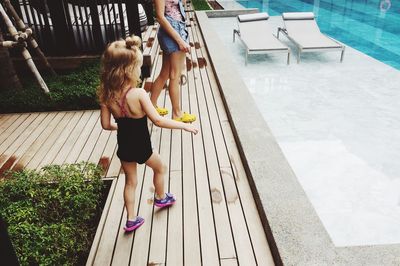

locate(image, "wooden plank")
(186, 30), (220, 266)
(0, 114), (9, 123)
(221, 259), (239, 266)
(0, 112), (54, 172)
(110, 164), (146, 265)
(187, 12), (237, 260)
(0, 114), (27, 146)
(26, 112), (75, 170)
(0, 115), (10, 130)
(147, 79), (173, 265)
(98, 130), (118, 177)
(190, 14), (257, 265)
(141, 24), (153, 43)
(86, 178), (118, 266)
(221, 258), (239, 266)
(181, 35), (202, 265)
(105, 145), (121, 178)
(4, 112), (57, 169)
(165, 72), (184, 266)
(52, 111), (94, 165)
(64, 110), (100, 163)
(189, 124), (221, 266)
(221, 121), (275, 266)
(87, 129), (112, 164)
(0, 113), (45, 169)
(37, 112), (84, 169)
(220, 166), (256, 264)
(129, 123), (163, 265)
(93, 175), (126, 266)
(0, 114), (20, 137)
(143, 24), (159, 67)
(11, 112), (65, 171)
(0, 113), (37, 157)
(75, 116), (103, 162)
(166, 150), (183, 265)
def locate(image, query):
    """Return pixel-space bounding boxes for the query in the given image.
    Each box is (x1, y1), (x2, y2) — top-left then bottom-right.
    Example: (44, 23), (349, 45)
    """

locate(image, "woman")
(151, 0), (196, 123)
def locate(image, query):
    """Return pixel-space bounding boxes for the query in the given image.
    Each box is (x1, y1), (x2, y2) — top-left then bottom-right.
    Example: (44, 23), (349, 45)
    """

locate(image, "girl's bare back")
(108, 87), (146, 119)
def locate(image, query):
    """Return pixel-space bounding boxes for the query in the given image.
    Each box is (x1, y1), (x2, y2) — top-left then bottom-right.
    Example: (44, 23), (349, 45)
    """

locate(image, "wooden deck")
(0, 7), (274, 266)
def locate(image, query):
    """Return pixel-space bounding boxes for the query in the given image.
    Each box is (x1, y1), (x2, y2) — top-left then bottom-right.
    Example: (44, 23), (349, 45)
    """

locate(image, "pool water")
(236, 0), (400, 69)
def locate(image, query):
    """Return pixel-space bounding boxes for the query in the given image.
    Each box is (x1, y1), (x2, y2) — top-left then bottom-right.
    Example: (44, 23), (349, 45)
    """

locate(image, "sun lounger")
(277, 12), (345, 63)
(233, 12), (290, 65)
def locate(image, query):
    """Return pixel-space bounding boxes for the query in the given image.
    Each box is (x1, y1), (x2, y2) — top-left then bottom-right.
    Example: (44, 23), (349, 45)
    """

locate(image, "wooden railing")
(9, 0), (153, 56)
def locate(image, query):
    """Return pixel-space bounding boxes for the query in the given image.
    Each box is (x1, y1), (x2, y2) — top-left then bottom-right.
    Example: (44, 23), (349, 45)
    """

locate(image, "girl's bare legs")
(151, 53), (171, 106)
(169, 51), (186, 120)
(145, 152), (167, 199)
(121, 161), (138, 220)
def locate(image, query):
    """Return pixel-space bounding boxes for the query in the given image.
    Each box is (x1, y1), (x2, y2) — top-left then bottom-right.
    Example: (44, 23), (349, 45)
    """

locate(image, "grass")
(0, 60), (100, 114)
(192, 0), (212, 10)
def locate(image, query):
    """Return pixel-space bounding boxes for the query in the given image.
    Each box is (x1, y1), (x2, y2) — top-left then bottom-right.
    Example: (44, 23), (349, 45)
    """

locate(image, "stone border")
(195, 10), (400, 266)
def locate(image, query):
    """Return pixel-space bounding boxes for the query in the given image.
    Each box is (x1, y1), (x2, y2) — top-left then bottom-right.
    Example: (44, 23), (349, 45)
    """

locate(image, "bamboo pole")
(0, 3), (49, 93)
(0, 40), (19, 48)
(3, 0), (56, 76)
(0, 26), (22, 90)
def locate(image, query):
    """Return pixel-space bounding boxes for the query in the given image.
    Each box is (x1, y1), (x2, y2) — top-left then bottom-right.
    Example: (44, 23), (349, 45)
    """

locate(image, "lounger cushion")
(282, 12), (314, 20)
(238, 12), (269, 22)
(283, 15), (343, 49)
(239, 21), (288, 51)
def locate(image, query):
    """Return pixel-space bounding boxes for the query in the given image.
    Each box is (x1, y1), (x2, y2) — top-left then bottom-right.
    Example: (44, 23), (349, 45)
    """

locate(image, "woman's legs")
(151, 50), (194, 121)
(151, 53), (170, 107)
(169, 51), (186, 119)
(145, 151), (167, 199)
(121, 161), (138, 220)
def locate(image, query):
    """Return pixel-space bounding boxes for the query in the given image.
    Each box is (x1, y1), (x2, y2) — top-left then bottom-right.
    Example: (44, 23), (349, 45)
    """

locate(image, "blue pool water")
(236, 0), (400, 69)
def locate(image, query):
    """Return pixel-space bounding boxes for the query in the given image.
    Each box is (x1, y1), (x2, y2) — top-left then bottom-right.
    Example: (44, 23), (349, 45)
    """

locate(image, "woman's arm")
(154, 0), (190, 53)
(138, 89), (198, 134)
(100, 105), (118, 131)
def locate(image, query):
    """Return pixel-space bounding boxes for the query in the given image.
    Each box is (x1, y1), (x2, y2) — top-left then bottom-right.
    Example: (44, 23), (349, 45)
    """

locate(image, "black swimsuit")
(115, 89), (152, 164)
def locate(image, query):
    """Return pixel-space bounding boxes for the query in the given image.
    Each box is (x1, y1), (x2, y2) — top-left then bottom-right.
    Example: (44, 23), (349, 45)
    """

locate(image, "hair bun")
(126, 35), (141, 48)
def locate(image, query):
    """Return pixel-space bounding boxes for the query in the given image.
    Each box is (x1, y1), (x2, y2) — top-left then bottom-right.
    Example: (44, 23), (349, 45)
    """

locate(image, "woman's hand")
(184, 123), (199, 134)
(179, 40), (190, 53)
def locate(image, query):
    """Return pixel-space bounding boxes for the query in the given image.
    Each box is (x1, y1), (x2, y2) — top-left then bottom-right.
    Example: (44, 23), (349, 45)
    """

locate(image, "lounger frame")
(277, 27), (345, 63)
(233, 27), (290, 65)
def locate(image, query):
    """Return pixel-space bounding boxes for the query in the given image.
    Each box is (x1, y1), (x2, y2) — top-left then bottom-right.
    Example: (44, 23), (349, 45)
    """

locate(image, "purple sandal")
(124, 216), (145, 232)
(154, 193), (176, 208)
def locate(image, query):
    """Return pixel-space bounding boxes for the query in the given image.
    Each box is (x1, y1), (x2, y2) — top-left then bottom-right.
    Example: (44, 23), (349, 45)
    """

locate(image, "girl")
(98, 35), (198, 232)
(151, 0), (196, 123)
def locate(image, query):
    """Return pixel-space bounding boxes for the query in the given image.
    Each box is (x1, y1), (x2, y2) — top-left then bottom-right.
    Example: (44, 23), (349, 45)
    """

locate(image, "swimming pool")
(236, 0), (400, 69)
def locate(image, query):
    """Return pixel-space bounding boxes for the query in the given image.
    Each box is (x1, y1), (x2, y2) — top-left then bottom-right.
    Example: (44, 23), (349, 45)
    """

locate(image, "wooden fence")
(9, 0), (153, 56)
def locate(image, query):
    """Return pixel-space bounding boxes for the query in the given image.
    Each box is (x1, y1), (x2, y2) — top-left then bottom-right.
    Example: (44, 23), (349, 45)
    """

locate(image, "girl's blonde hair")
(98, 35), (143, 105)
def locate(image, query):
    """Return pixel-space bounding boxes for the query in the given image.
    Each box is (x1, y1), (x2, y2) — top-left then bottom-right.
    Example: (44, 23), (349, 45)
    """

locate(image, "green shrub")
(0, 162), (104, 266)
(0, 61), (100, 113)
